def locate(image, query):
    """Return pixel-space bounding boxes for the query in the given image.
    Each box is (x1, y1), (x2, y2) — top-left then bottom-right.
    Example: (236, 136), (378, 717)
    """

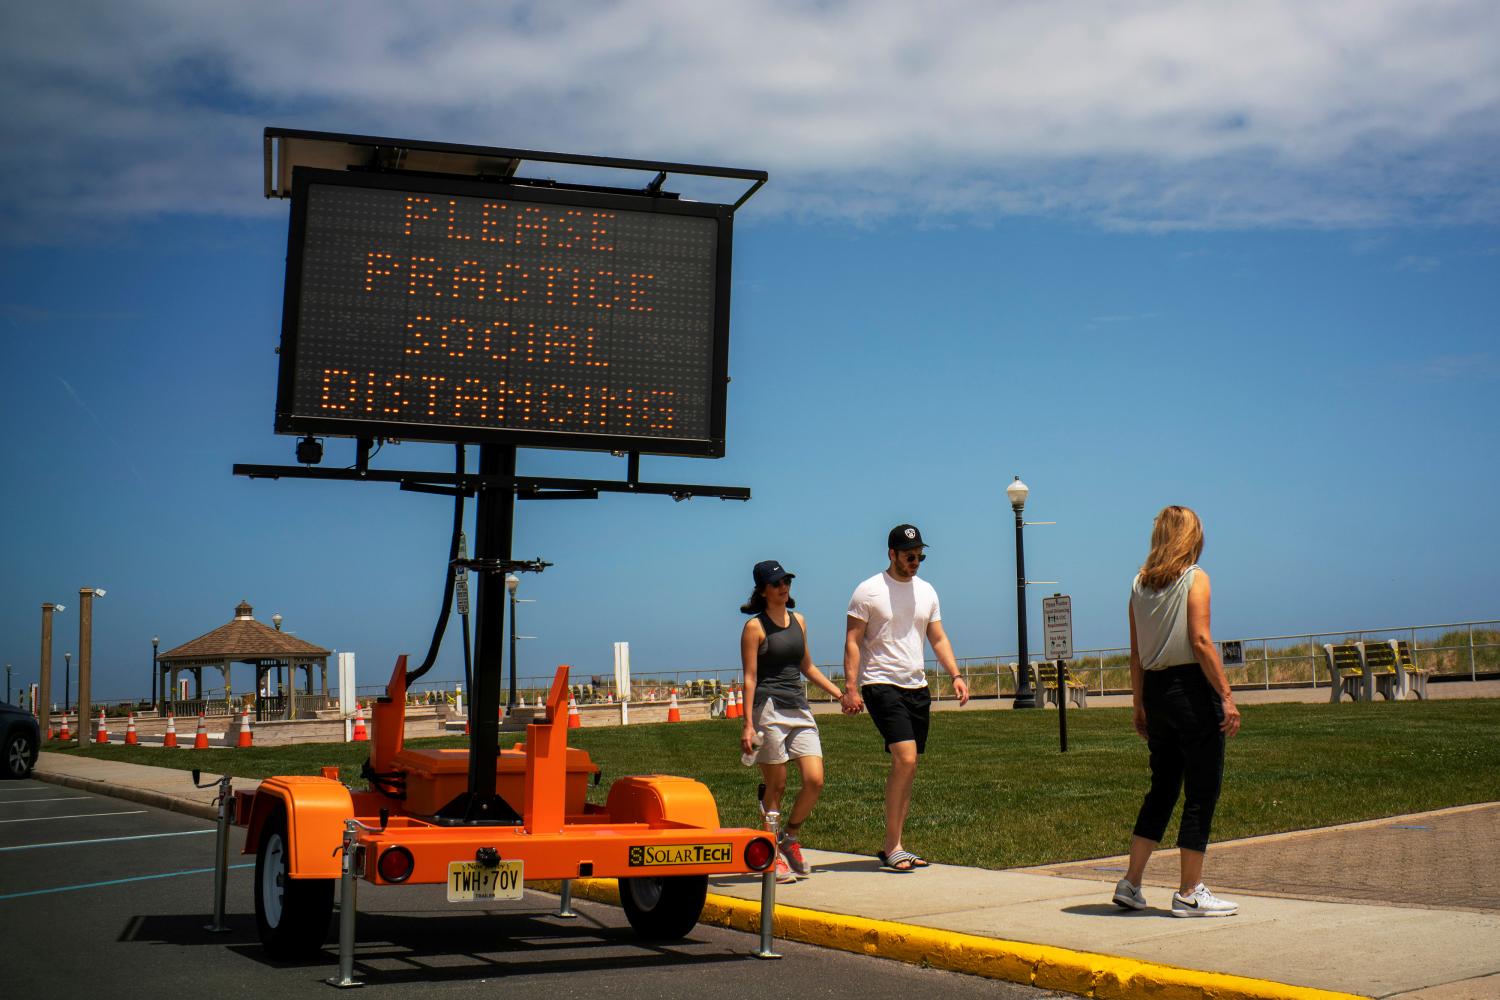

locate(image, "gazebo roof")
(159, 600), (331, 661)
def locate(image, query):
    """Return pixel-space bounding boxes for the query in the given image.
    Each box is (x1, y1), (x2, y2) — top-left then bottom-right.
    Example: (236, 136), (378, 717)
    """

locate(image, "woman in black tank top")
(740, 560), (848, 879)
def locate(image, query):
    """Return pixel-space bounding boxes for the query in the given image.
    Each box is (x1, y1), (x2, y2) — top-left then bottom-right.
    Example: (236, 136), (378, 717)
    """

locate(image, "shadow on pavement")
(121, 908), (750, 984)
(1059, 903), (1158, 917)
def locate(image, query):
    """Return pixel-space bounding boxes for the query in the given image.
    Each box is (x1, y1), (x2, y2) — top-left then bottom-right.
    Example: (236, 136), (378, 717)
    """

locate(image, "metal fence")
(61, 619), (1497, 715)
(608, 618), (1500, 702)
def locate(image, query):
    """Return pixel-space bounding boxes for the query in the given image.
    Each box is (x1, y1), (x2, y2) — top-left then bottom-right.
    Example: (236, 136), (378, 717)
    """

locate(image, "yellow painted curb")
(530, 878), (1365, 1000)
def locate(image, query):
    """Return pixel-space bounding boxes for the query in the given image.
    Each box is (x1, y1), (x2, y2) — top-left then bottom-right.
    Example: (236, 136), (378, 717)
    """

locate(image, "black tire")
(618, 875), (707, 940)
(254, 804), (335, 960)
(4, 730), (36, 779)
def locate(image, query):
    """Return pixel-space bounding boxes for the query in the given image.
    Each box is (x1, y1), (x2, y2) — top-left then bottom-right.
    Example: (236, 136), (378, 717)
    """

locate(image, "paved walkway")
(31, 752), (1500, 999)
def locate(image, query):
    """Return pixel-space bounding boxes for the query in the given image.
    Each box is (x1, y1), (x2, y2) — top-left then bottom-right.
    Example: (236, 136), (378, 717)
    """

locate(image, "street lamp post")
(505, 575), (520, 710)
(1008, 477), (1037, 709)
(38, 602), (64, 738)
(64, 652), (72, 716)
(151, 635), (159, 712)
(78, 588), (106, 740)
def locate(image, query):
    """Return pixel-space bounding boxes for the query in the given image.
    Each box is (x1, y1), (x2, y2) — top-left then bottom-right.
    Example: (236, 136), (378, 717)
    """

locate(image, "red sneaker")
(778, 832), (810, 877)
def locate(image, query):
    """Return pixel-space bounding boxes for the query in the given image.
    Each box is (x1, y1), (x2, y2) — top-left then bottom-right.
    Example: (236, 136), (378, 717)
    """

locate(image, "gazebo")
(157, 600), (332, 720)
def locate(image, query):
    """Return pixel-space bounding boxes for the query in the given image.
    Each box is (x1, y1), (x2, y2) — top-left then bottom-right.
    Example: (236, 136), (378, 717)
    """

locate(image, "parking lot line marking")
(0, 830), (216, 852)
(0, 797), (92, 804)
(0, 811), (148, 824)
(0, 862), (254, 901)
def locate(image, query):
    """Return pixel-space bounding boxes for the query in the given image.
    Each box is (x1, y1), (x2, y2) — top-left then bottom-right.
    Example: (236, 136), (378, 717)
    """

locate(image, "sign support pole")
(1057, 659), (1068, 753)
(452, 444), (517, 822)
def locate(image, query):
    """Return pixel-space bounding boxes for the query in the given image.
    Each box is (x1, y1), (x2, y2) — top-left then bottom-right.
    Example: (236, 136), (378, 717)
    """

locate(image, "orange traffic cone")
(163, 712), (178, 748)
(351, 704), (368, 742)
(518, 694), (527, 708)
(60, 714), (71, 741)
(498, 703), (506, 724)
(96, 709), (110, 744)
(667, 689), (682, 723)
(124, 712), (139, 746)
(729, 687), (741, 719)
(567, 695), (582, 729)
(193, 713), (209, 750)
(237, 706), (253, 748)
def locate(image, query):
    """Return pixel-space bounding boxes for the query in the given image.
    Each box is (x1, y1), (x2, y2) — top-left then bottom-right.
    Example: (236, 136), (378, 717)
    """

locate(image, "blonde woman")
(740, 560), (846, 880)
(1112, 506), (1243, 917)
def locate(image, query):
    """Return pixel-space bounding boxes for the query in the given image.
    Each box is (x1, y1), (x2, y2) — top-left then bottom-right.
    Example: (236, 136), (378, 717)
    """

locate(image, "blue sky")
(2, 2), (1497, 702)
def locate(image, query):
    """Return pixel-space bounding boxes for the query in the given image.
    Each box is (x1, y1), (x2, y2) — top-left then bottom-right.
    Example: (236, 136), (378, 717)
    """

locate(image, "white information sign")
(613, 642), (632, 725)
(1042, 594), (1074, 661)
(337, 651), (357, 717)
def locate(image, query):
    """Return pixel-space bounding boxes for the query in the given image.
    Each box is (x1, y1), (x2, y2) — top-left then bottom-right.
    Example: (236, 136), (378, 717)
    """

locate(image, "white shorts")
(751, 697), (823, 765)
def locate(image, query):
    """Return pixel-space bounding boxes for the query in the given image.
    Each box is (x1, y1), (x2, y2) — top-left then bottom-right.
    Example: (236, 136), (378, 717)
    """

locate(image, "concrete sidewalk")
(31, 751), (1500, 999)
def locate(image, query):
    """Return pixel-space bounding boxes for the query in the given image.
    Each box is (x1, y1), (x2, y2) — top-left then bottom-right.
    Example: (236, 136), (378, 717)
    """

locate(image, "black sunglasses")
(899, 550), (926, 562)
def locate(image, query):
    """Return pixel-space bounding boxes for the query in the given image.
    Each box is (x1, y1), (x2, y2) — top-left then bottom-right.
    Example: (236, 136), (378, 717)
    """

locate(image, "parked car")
(2, 700), (41, 779)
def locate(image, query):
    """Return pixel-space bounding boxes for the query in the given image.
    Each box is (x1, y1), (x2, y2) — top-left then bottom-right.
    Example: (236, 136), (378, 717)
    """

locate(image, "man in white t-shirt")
(841, 524), (969, 873)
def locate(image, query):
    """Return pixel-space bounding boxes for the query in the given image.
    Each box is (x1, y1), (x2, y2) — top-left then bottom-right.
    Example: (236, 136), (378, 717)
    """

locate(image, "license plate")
(446, 860), (524, 902)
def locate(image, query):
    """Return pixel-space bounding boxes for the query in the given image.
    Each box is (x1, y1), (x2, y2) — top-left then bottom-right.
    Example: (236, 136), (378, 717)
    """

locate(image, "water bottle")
(740, 730), (764, 766)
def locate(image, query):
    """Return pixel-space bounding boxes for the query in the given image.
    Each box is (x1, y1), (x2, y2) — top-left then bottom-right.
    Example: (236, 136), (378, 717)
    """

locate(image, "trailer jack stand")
(557, 879), (578, 919)
(327, 819), (367, 988)
(754, 807), (782, 960)
(193, 771), (233, 934)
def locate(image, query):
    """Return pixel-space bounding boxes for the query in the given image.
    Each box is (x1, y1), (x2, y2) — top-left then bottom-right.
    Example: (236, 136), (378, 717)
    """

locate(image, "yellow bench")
(1033, 662), (1088, 709)
(1365, 639), (1430, 700)
(1355, 641), (1402, 700)
(1322, 643), (1366, 702)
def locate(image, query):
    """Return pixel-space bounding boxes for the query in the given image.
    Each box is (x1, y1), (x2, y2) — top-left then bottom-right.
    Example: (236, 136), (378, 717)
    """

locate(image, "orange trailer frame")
(233, 656), (777, 975)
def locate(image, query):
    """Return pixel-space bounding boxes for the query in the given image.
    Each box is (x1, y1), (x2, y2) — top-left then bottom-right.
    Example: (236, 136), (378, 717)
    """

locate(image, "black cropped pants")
(1132, 664), (1225, 853)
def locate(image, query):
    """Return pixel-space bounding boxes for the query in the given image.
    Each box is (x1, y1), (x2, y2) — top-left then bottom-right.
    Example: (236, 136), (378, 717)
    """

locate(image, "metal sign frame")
(1043, 593), (1074, 661)
(275, 166), (736, 458)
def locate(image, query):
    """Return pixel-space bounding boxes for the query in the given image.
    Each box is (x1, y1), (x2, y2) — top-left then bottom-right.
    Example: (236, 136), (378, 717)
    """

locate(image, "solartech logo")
(628, 843), (733, 867)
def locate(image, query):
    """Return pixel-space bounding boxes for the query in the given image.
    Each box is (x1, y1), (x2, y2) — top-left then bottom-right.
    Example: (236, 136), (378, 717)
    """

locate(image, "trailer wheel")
(254, 804), (334, 959)
(618, 875), (707, 940)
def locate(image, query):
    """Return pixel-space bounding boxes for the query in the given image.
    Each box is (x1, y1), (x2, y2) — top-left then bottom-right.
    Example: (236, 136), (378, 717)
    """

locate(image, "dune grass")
(53, 699), (1500, 869)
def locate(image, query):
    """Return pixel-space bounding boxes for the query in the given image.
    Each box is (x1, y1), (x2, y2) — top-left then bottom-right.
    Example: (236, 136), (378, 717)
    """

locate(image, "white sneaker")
(1111, 878), (1146, 910)
(773, 854), (798, 884)
(1171, 883), (1238, 917)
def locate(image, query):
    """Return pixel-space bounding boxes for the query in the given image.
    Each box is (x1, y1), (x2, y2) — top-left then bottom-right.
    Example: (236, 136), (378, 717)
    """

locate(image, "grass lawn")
(53, 699), (1500, 869)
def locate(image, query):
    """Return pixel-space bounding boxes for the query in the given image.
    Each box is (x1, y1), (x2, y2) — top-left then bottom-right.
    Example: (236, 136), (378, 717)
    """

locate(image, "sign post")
(613, 642), (631, 725)
(1042, 594), (1074, 752)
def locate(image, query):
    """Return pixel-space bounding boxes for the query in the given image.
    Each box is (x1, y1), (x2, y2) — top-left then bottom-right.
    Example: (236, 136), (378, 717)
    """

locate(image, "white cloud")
(1410, 353), (1500, 381)
(2, 0), (1498, 238)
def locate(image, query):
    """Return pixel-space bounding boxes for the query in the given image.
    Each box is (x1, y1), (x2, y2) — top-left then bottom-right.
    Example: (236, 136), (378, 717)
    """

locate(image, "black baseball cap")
(752, 560), (795, 588)
(888, 524), (927, 551)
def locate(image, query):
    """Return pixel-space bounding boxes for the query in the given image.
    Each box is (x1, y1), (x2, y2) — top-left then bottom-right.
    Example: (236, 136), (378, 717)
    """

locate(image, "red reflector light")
(377, 845), (415, 883)
(744, 837), (775, 871)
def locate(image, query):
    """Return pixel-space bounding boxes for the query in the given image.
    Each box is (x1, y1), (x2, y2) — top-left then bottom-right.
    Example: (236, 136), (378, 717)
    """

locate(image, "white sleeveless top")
(1131, 565), (1199, 671)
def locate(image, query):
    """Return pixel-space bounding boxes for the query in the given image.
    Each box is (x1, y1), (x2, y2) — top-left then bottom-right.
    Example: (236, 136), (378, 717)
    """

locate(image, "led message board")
(276, 168), (733, 456)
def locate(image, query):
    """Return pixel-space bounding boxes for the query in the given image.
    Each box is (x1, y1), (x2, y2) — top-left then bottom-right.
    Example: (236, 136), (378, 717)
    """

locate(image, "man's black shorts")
(861, 683), (931, 754)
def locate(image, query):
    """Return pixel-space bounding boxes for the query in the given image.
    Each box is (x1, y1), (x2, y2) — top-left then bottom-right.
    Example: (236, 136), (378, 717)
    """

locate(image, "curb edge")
(533, 878), (1367, 1000)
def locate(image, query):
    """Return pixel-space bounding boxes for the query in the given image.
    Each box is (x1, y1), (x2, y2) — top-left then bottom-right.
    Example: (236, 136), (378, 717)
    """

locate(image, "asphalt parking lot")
(0, 780), (1059, 998)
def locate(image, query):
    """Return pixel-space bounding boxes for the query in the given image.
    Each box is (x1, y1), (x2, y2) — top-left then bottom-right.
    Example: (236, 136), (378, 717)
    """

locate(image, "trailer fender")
(604, 775), (720, 829)
(241, 775), (353, 879)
